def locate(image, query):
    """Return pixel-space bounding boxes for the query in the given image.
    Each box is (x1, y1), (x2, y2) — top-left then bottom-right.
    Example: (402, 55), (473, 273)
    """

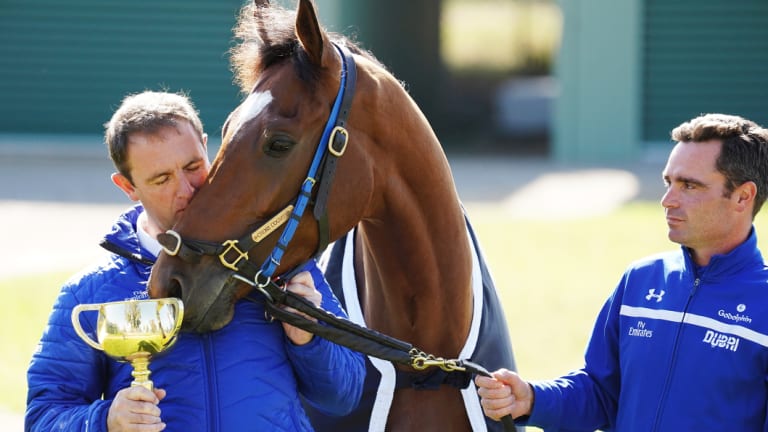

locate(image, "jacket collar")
(682, 227), (764, 280)
(99, 204), (156, 266)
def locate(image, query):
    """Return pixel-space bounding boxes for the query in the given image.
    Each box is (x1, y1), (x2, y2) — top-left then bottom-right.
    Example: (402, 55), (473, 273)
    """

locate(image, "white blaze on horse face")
(231, 90), (273, 139)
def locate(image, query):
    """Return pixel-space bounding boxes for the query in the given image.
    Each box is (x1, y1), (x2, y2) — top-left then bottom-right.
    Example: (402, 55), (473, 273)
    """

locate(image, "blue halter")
(258, 42), (355, 279)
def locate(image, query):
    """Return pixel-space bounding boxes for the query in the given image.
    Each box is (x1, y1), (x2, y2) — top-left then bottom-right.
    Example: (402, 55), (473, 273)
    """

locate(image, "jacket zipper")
(203, 333), (220, 432)
(651, 277), (700, 431)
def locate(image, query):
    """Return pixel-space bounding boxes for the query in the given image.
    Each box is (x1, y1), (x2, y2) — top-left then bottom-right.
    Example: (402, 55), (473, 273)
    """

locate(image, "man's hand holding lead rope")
(281, 271), (322, 345)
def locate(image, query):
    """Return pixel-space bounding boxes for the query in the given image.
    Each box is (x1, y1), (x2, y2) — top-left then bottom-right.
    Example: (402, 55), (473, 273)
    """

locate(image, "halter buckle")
(160, 230), (182, 256)
(219, 240), (249, 271)
(328, 126), (348, 157)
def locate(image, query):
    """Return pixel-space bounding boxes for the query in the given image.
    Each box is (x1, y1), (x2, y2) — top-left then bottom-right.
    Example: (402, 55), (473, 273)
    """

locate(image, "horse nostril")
(168, 278), (182, 300)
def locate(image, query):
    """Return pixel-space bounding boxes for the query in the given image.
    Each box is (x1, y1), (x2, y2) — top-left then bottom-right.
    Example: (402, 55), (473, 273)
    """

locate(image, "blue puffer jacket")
(26, 205), (365, 431)
(525, 228), (768, 431)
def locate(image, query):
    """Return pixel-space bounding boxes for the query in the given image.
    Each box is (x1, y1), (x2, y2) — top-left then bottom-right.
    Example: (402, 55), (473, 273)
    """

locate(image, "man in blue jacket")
(476, 113), (768, 431)
(25, 91), (365, 431)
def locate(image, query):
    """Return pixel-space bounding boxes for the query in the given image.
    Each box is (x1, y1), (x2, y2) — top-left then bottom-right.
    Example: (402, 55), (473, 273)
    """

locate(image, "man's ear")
(111, 172), (139, 202)
(735, 181), (757, 213)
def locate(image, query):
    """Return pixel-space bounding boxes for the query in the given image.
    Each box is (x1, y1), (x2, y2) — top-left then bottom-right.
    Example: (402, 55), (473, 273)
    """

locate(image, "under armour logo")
(646, 289), (665, 302)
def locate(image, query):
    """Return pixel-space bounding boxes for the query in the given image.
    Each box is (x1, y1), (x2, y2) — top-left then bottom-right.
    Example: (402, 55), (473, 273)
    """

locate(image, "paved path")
(0, 146), (666, 429)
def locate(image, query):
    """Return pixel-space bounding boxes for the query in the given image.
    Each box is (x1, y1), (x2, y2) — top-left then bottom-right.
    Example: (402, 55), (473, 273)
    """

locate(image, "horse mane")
(230, 1), (386, 94)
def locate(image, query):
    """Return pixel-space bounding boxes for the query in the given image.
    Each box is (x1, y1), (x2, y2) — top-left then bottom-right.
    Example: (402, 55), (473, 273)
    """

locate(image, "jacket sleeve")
(524, 281), (625, 431)
(26, 278), (111, 432)
(284, 260), (365, 416)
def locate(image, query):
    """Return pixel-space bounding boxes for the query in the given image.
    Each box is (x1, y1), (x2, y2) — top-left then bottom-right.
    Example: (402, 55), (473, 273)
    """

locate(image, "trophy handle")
(164, 298), (184, 346)
(71, 304), (104, 351)
(170, 298), (184, 329)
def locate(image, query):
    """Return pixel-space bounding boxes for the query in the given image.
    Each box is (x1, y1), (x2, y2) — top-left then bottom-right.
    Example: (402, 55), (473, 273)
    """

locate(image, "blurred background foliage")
(437, 0), (561, 154)
(442, 0), (561, 76)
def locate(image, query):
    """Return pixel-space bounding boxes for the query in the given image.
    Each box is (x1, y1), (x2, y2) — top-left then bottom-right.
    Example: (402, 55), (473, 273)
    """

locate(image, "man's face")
(113, 121), (210, 237)
(661, 140), (741, 259)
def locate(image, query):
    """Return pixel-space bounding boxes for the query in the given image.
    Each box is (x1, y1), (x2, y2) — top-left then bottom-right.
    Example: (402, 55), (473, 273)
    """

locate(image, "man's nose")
(661, 187), (676, 208)
(178, 174), (197, 199)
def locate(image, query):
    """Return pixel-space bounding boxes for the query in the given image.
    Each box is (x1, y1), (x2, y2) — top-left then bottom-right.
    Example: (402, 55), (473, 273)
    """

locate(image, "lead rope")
(241, 275), (517, 431)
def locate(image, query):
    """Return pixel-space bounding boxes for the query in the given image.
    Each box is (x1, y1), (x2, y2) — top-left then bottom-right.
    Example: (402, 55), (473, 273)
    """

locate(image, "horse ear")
(295, 0), (328, 67)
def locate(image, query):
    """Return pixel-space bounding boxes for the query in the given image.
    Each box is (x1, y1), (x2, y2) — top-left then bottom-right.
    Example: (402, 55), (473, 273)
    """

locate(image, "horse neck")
(356, 109), (474, 355)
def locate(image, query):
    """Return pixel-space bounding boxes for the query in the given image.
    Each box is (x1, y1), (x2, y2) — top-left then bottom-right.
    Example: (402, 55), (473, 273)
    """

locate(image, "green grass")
(0, 271), (71, 414)
(6, 202), (768, 421)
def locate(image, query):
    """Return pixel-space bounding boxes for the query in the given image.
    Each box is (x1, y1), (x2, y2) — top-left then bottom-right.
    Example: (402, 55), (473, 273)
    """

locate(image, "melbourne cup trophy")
(71, 298), (184, 391)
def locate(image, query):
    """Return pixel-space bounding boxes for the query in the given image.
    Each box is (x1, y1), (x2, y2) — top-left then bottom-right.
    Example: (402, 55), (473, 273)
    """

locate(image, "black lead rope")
(246, 277), (517, 431)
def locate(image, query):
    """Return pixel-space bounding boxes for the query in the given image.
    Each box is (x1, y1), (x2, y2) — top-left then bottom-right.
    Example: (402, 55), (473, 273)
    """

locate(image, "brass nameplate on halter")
(251, 205), (294, 243)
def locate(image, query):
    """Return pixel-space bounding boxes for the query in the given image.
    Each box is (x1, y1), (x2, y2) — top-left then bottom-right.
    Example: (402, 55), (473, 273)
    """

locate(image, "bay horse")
(148, 0), (517, 430)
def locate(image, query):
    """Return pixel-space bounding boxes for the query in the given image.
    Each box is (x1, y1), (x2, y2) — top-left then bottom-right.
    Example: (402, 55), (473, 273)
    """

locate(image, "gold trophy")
(71, 298), (184, 391)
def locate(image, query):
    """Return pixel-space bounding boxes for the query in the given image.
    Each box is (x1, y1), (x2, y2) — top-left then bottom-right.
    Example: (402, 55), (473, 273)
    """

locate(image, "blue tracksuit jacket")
(526, 228), (768, 431)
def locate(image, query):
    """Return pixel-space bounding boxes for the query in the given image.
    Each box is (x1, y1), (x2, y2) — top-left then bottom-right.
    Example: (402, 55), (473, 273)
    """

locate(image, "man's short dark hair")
(671, 113), (768, 217)
(104, 91), (204, 182)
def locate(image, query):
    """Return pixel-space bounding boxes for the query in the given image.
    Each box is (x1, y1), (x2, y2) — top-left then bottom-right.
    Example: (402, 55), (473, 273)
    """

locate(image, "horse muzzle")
(148, 254), (241, 333)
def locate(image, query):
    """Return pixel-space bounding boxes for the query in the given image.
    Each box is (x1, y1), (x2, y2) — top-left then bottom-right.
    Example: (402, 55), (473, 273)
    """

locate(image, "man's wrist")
(522, 382), (535, 418)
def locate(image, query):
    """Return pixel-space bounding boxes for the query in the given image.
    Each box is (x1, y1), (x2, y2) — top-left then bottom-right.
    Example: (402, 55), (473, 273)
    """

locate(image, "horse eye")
(263, 137), (295, 157)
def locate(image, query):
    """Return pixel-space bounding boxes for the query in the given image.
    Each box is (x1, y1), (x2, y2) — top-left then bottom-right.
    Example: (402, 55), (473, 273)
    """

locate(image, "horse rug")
(306, 217), (518, 432)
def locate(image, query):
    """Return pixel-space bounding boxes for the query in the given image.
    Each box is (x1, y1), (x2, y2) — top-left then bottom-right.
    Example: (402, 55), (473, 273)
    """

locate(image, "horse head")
(148, 0), (383, 332)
